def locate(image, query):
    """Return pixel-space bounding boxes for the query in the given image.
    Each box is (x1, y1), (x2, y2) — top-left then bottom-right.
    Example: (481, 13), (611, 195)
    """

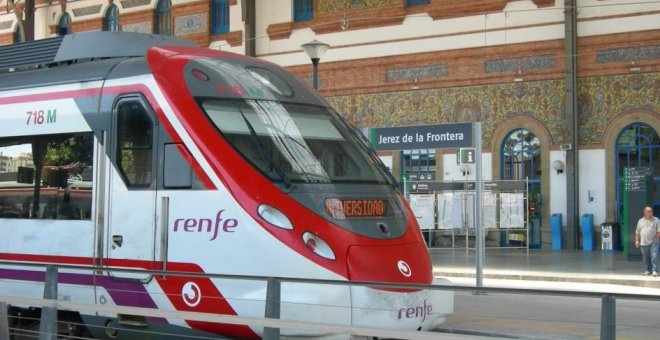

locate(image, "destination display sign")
(370, 123), (473, 151)
(324, 199), (386, 219)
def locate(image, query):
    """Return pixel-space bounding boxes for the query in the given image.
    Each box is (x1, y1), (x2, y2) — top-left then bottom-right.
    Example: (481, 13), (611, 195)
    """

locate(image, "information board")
(483, 191), (498, 229)
(409, 194), (435, 230)
(437, 192), (475, 229)
(437, 193), (462, 229)
(500, 193), (525, 229)
(622, 167), (653, 259)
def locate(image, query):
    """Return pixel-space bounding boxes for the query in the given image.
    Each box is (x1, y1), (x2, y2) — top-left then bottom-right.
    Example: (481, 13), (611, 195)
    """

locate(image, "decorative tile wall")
(578, 73), (660, 144)
(317, 0), (398, 15)
(327, 72), (659, 147)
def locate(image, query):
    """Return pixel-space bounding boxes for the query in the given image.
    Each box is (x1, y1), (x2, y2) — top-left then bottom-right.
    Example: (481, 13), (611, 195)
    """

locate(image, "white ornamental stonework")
(0, 21), (13, 30)
(122, 21), (152, 34)
(72, 5), (102, 17)
(174, 13), (207, 36)
(120, 0), (151, 9)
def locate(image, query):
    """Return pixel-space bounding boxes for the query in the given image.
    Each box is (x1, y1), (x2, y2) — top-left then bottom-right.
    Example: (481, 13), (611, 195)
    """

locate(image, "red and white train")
(0, 32), (452, 339)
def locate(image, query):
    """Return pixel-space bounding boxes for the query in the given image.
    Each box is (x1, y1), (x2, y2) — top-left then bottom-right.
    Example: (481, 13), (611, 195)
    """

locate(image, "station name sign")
(370, 123), (473, 151)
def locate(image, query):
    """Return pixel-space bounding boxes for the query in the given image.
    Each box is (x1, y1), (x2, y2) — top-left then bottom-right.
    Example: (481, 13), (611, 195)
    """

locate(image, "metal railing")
(1, 259), (659, 340)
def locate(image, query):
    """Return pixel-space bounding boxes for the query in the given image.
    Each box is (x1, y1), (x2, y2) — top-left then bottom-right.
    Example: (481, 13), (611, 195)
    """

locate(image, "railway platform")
(430, 248), (660, 339)
(430, 248), (660, 289)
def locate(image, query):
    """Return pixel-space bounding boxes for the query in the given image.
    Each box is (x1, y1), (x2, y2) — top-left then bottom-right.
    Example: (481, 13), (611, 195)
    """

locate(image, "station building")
(0, 0), (658, 249)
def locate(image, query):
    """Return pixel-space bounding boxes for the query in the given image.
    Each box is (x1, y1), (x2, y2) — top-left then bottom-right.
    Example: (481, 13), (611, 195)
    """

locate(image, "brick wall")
(287, 30), (660, 97)
(72, 18), (102, 32)
(578, 30), (660, 78)
(0, 33), (13, 45)
(121, 9), (154, 29)
(288, 39), (566, 97)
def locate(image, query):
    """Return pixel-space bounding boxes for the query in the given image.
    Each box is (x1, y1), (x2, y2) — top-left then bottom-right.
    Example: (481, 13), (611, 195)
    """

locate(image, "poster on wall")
(462, 193), (475, 228)
(437, 193), (459, 229)
(409, 194), (435, 230)
(437, 192), (474, 229)
(500, 193), (525, 229)
(484, 191), (497, 229)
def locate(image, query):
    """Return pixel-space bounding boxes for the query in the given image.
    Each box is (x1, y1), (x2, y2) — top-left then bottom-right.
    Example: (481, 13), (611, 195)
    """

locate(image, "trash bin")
(581, 214), (594, 251)
(600, 222), (621, 251)
(551, 213), (562, 251)
(601, 224), (613, 251)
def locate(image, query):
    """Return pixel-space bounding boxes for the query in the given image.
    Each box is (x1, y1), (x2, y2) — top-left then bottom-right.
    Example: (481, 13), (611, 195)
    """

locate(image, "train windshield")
(201, 99), (392, 185)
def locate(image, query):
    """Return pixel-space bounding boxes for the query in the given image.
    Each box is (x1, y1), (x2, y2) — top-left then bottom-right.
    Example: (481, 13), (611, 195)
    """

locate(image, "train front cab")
(143, 45), (454, 335)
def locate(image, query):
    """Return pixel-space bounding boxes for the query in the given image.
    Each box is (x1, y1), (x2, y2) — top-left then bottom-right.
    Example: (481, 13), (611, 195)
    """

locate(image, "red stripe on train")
(0, 253), (259, 339)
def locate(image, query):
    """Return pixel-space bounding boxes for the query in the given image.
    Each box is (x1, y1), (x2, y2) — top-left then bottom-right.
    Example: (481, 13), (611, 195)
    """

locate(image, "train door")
(105, 95), (159, 279)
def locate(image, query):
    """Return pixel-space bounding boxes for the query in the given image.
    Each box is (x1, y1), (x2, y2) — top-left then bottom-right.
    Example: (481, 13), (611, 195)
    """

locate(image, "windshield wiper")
(344, 119), (399, 189)
(237, 107), (292, 190)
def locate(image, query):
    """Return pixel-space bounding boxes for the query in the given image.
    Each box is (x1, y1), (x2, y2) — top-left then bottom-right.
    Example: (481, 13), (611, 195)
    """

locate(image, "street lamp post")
(301, 39), (330, 89)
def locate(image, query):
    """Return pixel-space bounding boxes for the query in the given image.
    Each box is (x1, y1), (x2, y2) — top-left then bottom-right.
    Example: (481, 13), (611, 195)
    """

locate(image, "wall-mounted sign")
(457, 148), (476, 164)
(370, 123), (473, 151)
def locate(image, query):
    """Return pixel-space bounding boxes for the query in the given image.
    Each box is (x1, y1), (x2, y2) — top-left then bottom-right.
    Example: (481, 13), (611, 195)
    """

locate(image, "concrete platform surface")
(430, 248), (660, 289)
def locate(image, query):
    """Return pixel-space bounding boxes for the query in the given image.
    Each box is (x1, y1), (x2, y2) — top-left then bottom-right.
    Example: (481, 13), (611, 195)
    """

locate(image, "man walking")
(635, 206), (660, 276)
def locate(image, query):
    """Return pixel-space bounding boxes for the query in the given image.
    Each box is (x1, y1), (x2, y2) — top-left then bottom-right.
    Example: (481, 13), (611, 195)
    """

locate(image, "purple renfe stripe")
(0, 268), (167, 323)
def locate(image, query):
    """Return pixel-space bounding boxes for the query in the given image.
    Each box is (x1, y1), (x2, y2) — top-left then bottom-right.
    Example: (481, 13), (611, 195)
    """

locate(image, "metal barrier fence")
(1, 260), (659, 340)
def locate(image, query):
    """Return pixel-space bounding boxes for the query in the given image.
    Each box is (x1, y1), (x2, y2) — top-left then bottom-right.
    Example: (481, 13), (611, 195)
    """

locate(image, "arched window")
(58, 13), (72, 36)
(154, 0), (172, 35)
(501, 128), (542, 246)
(502, 129), (541, 181)
(104, 4), (119, 32)
(616, 123), (659, 216)
(211, 0), (229, 35)
(14, 24), (22, 43)
(293, 0), (313, 22)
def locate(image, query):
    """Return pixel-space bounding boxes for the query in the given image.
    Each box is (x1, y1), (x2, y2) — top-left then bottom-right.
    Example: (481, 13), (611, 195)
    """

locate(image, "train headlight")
(257, 204), (293, 230)
(302, 232), (336, 260)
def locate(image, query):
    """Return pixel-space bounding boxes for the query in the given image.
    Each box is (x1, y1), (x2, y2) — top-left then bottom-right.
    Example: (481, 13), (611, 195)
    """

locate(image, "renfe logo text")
(173, 210), (238, 241)
(397, 299), (432, 322)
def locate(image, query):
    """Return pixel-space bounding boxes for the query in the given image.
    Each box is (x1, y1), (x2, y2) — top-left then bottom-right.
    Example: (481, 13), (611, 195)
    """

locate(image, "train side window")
(0, 133), (93, 220)
(116, 100), (154, 188)
(164, 143), (192, 189)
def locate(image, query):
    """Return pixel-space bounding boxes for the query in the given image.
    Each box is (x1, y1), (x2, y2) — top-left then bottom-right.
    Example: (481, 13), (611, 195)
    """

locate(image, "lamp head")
(552, 160), (565, 174)
(301, 39), (330, 60)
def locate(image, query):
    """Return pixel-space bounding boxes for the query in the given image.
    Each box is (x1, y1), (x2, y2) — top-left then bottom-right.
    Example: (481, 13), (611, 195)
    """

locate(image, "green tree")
(45, 135), (93, 166)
